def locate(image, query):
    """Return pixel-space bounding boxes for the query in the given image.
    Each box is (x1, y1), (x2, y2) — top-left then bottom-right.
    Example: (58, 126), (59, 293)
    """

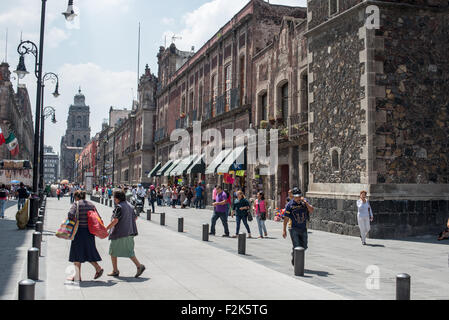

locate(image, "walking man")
(210, 186), (230, 237)
(194, 184), (203, 209)
(17, 183), (29, 211)
(0, 184), (9, 219)
(282, 187), (314, 265)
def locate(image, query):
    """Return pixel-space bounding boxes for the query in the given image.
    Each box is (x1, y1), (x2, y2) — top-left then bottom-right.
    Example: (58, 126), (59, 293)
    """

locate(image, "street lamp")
(15, 0), (75, 228)
(39, 106), (57, 194)
(62, 0), (77, 22)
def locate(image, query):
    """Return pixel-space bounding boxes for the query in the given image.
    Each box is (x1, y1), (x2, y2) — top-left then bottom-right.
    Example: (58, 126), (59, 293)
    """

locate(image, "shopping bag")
(16, 199), (29, 230)
(87, 209), (109, 239)
(56, 202), (79, 240)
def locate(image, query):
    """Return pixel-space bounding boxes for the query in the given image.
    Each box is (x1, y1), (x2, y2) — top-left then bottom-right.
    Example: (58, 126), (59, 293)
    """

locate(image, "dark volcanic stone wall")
(308, 11), (366, 184)
(308, 0), (362, 29)
(374, 7), (449, 184)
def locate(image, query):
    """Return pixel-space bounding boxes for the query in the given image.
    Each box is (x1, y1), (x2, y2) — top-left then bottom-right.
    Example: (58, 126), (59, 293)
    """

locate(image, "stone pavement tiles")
(134, 202), (449, 300)
(0, 200), (34, 300)
(42, 197), (343, 300)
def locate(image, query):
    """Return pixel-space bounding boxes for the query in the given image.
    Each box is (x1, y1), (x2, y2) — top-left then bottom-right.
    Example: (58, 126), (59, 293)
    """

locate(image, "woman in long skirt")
(67, 190), (104, 282)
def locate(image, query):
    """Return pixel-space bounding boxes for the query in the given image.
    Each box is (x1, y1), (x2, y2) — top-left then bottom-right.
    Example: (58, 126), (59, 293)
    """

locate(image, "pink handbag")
(87, 209), (109, 239)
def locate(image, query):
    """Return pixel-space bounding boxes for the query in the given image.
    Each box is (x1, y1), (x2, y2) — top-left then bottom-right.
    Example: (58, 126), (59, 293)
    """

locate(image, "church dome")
(74, 87), (86, 106)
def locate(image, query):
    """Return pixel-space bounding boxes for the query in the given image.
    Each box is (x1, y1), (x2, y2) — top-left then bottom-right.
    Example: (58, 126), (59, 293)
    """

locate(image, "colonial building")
(0, 63), (34, 161)
(112, 65), (158, 186)
(60, 89), (91, 182)
(153, 0), (307, 202)
(149, 0), (449, 238)
(43, 145), (59, 184)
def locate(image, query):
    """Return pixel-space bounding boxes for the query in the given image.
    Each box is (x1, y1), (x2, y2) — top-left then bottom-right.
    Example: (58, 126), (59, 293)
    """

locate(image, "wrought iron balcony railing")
(288, 112), (309, 141)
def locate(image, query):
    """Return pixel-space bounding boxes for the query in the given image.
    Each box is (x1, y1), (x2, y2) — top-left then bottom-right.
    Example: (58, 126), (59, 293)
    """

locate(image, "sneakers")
(135, 264), (146, 278)
(209, 232), (215, 236)
(222, 234), (230, 238)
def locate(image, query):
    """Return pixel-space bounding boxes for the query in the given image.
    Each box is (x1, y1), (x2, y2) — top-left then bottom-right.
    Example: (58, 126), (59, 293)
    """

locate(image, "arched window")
(76, 116), (82, 128)
(77, 139), (82, 147)
(331, 148), (340, 172)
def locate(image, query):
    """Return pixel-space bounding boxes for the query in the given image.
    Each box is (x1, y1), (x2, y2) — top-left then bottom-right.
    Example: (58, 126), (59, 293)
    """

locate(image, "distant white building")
(43, 145), (59, 184)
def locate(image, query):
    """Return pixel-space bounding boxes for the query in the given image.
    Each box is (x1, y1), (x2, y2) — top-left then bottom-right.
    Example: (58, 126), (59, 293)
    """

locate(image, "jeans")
(150, 200), (155, 213)
(236, 215), (251, 235)
(256, 216), (267, 237)
(0, 199), (6, 217)
(210, 210), (229, 235)
(18, 198), (26, 210)
(70, 194), (74, 204)
(194, 196), (202, 209)
(290, 227), (308, 259)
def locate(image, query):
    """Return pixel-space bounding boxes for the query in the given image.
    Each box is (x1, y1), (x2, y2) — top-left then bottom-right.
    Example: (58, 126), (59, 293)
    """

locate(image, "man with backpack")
(17, 183), (29, 210)
(0, 185), (9, 219)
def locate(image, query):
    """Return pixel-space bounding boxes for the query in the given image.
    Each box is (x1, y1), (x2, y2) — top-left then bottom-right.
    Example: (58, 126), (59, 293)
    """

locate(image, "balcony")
(176, 117), (188, 129)
(216, 94), (225, 116)
(230, 87), (240, 110)
(288, 112), (309, 142)
(203, 101), (212, 121)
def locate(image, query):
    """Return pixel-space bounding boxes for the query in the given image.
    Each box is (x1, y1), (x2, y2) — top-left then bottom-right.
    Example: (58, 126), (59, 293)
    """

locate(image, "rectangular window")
(281, 83), (289, 124)
(239, 56), (245, 105)
(199, 85), (203, 119)
(329, 0), (338, 16)
(224, 65), (231, 112)
(211, 75), (217, 117)
(261, 93), (267, 122)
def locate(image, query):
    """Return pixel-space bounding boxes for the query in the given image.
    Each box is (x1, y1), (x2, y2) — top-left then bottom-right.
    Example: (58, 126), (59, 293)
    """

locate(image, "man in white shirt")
(137, 184), (146, 207)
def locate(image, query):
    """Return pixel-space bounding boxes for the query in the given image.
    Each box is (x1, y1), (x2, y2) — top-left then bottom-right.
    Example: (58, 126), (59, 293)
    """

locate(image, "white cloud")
(161, 17), (175, 26)
(163, 0), (307, 51)
(47, 27), (70, 49)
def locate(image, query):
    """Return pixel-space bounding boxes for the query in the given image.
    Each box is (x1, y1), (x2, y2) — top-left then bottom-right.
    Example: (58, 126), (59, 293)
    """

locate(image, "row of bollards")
(17, 197), (47, 300)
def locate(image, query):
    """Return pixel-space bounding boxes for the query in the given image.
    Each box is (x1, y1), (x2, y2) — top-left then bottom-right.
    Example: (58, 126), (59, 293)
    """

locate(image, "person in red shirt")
(0, 184), (10, 219)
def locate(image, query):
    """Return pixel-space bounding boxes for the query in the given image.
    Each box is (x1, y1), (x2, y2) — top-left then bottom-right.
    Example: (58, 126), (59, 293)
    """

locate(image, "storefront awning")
(148, 162), (162, 178)
(216, 146), (246, 174)
(164, 159), (182, 177)
(186, 154), (206, 175)
(205, 149), (232, 175)
(156, 160), (174, 177)
(171, 154), (198, 176)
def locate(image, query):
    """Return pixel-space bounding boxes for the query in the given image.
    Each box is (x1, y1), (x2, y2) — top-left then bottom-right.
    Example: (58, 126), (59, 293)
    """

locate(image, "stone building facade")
(154, 0), (307, 202)
(305, 0), (449, 238)
(60, 89), (91, 181)
(0, 63), (34, 161)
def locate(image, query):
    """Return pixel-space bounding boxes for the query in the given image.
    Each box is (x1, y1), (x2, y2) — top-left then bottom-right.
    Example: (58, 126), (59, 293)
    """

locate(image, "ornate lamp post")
(14, 0), (76, 228)
(39, 106), (57, 196)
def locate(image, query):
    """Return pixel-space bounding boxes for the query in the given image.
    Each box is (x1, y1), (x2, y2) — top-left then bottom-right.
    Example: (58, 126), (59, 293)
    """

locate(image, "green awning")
(164, 159), (182, 177)
(216, 146), (246, 174)
(156, 160), (173, 176)
(171, 154), (198, 176)
(148, 162), (162, 178)
(186, 154), (206, 175)
(205, 149), (232, 175)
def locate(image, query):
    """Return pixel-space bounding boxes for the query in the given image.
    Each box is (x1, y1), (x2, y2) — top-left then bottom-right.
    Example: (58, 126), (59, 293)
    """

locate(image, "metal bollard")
(101, 198), (104, 205)
(202, 224), (209, 241)
(294, 247), (305, 277)
(32, 232), (42, 254)
(238, 233), (246, 255)
(178, 217), (184, 233)
(160, 212), (165, 226)
(147, 209), (152, 221)
(396, 274), (411, 300)
(38, 215), (44, 223)
(18, 279), (35, 300)
(35, 221), (43, 233)
(27, 248), (39, 281)
(109, 199), (113, 207)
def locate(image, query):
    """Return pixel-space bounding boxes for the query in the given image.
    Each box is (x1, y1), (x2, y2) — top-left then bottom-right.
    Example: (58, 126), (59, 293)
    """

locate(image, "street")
(1, 197), (448, 300)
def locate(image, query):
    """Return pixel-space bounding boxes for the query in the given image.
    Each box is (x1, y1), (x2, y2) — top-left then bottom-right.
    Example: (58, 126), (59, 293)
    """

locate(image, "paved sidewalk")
(136, 201), (449, 300)
(0, 200), (34, 300)
(40, 197), (343, 300)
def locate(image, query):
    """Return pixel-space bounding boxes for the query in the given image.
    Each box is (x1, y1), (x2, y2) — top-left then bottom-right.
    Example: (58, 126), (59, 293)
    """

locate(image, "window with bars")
(224, 65), (231, 112)
(260, 92), (267, 122)
(211, 74), (217, 117)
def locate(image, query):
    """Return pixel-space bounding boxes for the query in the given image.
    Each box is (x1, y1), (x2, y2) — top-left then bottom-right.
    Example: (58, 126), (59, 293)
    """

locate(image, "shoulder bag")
(246, 201), (253, 221)
(87, 209), (109, 239)
(56, 201), (79, 240)
(258, 201), (267, 221)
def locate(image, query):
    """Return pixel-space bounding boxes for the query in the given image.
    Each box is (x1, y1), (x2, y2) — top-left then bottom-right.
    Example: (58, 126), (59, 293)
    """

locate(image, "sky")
(0, 0), (307, 155)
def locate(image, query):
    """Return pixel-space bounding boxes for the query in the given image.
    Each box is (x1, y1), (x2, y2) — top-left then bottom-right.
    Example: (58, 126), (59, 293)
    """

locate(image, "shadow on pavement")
(115, 276), (150, 283)
(79, 280), (118, 288)
(304, 269), (333, 277)
(364, 243), (386, 248)
(0, 201), (29, 298)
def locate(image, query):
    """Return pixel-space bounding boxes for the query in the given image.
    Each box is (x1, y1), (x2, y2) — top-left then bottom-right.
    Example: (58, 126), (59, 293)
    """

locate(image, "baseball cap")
(292, 187), (302, 197)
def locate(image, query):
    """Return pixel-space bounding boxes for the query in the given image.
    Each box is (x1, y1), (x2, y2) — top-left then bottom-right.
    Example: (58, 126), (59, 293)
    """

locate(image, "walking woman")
(231, 191), (252, 238)
(106, 190), (146, 278)
(254, 191), (268, 238)
(357, 190), (374, 245)
(67, 190), (103, 282)
(171, 187), (178, 208)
